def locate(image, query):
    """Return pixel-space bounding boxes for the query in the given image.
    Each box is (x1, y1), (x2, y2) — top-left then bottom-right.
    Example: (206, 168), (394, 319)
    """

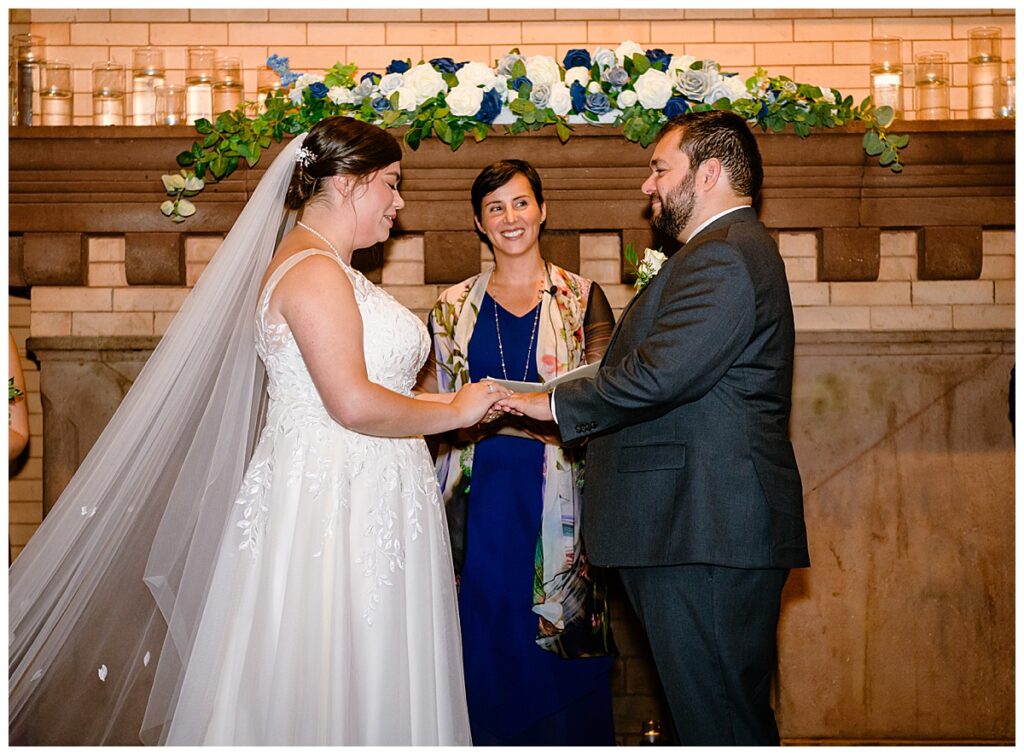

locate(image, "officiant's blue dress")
(458, 292), (615, 746)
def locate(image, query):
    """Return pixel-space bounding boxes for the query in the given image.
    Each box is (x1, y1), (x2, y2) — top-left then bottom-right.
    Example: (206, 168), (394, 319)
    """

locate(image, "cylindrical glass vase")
(256, 66), (283, 112)
(155, 83), (186, 125)
(13, 33), (45, 126)
(131, 47), (166, 126)
(186, 46), (215, 124)
(92, 61), (126, 126)
(212, 56), (243, 115)
(914, 51), (950, 120)
(994, 59), (1015, 119)
(41, 60), (73, 126)
(870, 35), (903, 118)
(968, 26), (1002, 119)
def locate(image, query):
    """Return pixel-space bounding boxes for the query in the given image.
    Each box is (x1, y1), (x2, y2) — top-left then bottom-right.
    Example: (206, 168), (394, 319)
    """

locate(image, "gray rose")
(353, 79), (376, 98)
(496, 53), (525, 77)
(602, 65), (629, 87)
(585, 91), (612, 115)
(675, 70), (710, 100)
(530, 83), (552, 108)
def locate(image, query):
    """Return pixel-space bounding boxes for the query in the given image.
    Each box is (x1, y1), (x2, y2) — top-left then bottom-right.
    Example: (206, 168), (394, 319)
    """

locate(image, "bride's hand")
(452, 381), (510, 428)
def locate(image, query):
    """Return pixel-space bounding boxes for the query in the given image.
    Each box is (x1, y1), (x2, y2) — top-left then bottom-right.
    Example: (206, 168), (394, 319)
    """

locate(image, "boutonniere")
(624, 243), (667, 293)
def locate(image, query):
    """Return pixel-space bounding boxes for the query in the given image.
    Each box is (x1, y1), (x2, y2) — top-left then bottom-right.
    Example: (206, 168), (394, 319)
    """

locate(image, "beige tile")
(830, 282), (911, 306)
(39, 45), (110, 70)
(994, 281), (1015, 304)
(389, 22), (457, 45)
(27, 22), (70, 46)
(620, 10), (688, 20)
(579, 259), (622, 285)
(455, 22), (518, 46)
(113, 287), (190, 312)
(228, 23), (306, 46)
(184, 236), (222, 265)
(794, 18), (872, 42)
(869, 305), (952, 330)
(880, 230), (917, 257)
(980, 255), (1015, 280)
(89, 262), (128, 287)
(793, 305), (871, 331)
(952, 304), (1015, 330)
(783, 257), (816, 282)
(422, 46), (490, 64)
(685, 9), (753, 20)
(150, 23), (229, 46)
(912, 281), (994, 305)
(754, 41), (832, 67)
(308, 23), (386, 46)
(715, 19), (793, 43)
(877, 257), (918, 281)
(832, 9), (907, 17)
(832, 41), (871, 65)
(951, 16), (1015, 39)
(580, 234), (621, 261)
(191, 9), (268, 22)
(874, 16), (953, 40)
(381, 259), (425, 285)
(348, 46), (420, 71)
(289, 48), (361, 71)
(351, 9), (422, 22)
(72, 311), (154, 336)
(88, 235), (126, 262)
(268, 10), (349, 22)
(558, 9), (620, 20)
(649, 21), (716, 45)
(793, 64), (867, 89)
(912, 8), (990, 16)
(9, 481), (42, 502)
(587, 21), (652, 45)
(384, 235), (424, 262)
(523, 21), (588, 44)
(983, 230), (1015, 256)
(9, 303), (31, 329)
(754, 9), (834, 19)
(154, 312), (177, 336)
(387, 285), (444, 311)
(789, 282), (830, 306)
(30, 9), (110, 22)
(32, 287), (111, 312)
(683, 43), (755, 67)
(500, 44), (558, 58)
(490, 10), (554, 22)
(30, 312), (72, 337)
(70, 22), (148, 46)
(778, 232), (817, 258)
(186, 262), (208, 288)
(9, 502), (43, 525)
(111, 9), (189, 22)
(422, 9), (489, 22)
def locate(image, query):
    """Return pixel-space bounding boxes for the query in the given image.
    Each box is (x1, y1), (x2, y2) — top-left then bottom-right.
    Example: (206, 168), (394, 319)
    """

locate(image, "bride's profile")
(9, 117), (503, 745)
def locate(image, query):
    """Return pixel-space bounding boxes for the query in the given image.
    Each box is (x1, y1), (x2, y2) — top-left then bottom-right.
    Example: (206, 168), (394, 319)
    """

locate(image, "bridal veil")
(9, 134), (306, 744)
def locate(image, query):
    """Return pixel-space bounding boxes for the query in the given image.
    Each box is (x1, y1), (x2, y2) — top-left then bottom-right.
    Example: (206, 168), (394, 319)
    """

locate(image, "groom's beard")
(651, 170), (696, 241)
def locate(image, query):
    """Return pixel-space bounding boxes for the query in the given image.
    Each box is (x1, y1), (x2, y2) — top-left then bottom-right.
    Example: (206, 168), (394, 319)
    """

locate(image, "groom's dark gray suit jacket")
(555, 206), (808, 570)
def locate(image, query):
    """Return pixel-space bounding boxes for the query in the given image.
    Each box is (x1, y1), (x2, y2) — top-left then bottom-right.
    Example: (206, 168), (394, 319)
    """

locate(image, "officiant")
(416, 159), (615, 745)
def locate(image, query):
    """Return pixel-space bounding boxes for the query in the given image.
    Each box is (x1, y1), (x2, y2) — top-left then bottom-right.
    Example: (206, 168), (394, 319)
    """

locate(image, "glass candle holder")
(92, 61), (126, 126)
(994, 59), (1015, 119)
(155, 84), (186, 125)
(13, 33), (45, 126)
(212, 56), (243, 115)
(186, 46), (215, 124)
(914, 51), (950, 120)
(41, 60), (73, 126)
(870, 36), (903, 118)
(256, 66), (283, 113)
(131, 46), (165, 126)
(968, 26), (1002, 119)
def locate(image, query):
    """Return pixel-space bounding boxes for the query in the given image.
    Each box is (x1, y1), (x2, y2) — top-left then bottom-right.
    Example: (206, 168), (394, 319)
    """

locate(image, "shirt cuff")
(549, 388), (559, 425)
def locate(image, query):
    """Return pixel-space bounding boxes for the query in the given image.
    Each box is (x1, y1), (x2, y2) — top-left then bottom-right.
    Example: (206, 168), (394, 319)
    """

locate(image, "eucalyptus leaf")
(176, 198), (196, 217)
(873, 105), (895, 129)
(162, 174), (186, 192)
(160, 200), (175, 216)
(862, 130), (884, 156)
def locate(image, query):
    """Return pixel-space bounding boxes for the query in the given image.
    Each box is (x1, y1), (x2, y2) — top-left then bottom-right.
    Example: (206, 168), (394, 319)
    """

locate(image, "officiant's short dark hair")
(661, 110), (763, 200)
(470, 160), (545, 222)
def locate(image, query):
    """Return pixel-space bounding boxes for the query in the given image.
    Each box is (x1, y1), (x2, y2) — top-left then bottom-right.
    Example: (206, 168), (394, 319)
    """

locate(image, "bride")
(9, 117), (505, 745)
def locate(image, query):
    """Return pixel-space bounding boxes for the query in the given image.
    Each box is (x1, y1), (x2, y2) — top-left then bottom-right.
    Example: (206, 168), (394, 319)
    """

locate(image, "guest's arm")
(9, 331), (29, 460)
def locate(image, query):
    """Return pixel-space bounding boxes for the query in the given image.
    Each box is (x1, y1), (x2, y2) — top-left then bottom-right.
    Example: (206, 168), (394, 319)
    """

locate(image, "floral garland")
(162, 42), (908, 222)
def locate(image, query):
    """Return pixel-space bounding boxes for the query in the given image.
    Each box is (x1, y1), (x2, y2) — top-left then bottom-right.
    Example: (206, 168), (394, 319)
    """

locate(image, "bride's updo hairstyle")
(285, 116), (402, 210)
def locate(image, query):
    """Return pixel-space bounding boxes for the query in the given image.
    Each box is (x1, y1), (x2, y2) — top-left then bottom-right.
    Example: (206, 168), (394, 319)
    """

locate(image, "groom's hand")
(497, 391), (554, 422)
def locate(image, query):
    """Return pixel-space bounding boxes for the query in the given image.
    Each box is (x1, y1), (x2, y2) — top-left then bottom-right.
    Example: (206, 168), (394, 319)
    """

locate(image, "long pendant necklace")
(493, 295), (542, 382)
(296, 221), (343, 261)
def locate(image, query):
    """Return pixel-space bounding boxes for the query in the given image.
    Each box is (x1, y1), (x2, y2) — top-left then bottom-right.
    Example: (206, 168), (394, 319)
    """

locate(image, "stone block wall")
(9, 8), (1017, 125)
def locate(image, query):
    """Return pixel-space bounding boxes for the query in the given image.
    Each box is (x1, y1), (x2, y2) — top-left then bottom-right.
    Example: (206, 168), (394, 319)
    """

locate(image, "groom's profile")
(500, 110), (808, 745)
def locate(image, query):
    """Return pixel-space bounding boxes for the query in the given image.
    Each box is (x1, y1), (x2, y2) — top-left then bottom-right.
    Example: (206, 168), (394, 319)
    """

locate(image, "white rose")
(293, 72), (324, 89)
(705, 75), (750, 104)
(456, 60), (496, 89)
(525, 55), (561, 87)
(548, 82), (572, 116)
(587, 81), (602, 94)
(634, 69), (673, 110)
(446, 83), (484, 117)
(404, 63), (448, 105)
(816, 84), (837, 104)
(378, 72), (405, 95)
(327, 86), (357, 105)
(615, 40), (645, 65)
(667, 54), (697, 76)
(490, 75), (509, 95)
(592, 47), (616, 70)
(394, 85), (418, 112)
(563, 66), (591, 89)
(616, 89), (638, 108)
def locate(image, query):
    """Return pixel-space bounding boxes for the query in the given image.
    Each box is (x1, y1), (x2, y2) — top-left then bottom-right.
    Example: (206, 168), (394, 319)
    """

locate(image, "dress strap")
(257, 248), (349, 325)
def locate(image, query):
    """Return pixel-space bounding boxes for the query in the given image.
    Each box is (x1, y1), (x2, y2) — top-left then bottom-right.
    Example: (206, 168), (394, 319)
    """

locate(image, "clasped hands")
(457, 381), (556, 443)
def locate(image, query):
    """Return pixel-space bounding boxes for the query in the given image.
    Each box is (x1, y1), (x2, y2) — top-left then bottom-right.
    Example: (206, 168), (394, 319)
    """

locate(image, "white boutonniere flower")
(624, 243), (667, 293)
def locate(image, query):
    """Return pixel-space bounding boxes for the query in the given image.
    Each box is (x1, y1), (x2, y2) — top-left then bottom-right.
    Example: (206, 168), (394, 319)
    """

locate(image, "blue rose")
(645, 48), (671, 71)
(585, 91), (611, 115)
(308, 82), (329, 99)
(664, 96), (690, 118)
(508, 75), (532, 96)
(563, 48), (592, 70)
(430, 57), (458, 74)
(385, 59), (410, 75)
(454, 60), (469, 72)
(570, 81), (587, 113)
(371, 95), (392, 113)
(475, 88), (503, 124)
(602, 65), (629, 87)
(360, 71), (381, 85)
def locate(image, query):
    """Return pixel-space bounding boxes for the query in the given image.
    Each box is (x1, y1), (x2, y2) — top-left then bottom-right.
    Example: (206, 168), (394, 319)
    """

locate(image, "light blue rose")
(602, 66), (629, 87)
(530, 83), (552, 108)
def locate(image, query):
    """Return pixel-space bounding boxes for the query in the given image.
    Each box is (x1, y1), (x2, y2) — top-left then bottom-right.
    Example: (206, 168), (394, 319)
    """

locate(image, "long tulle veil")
(9, 134), (307, 744)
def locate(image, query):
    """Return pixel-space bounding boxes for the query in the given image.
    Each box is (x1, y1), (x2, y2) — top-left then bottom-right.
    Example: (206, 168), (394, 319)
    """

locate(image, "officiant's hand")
(452, 380), (511, 428)
(497, 391), (553, 422)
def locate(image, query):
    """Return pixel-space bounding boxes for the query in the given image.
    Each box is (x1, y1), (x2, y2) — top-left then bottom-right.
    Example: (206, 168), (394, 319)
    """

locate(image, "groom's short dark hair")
(661, 110), (763, 200)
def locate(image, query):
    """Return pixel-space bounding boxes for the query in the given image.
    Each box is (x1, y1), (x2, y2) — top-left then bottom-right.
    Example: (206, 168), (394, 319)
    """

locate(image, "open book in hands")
(482, 362), (599, 440)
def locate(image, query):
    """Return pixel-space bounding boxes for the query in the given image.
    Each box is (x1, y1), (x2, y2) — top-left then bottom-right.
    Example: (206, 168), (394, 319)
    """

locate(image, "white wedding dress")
(165, 249), (472, 745)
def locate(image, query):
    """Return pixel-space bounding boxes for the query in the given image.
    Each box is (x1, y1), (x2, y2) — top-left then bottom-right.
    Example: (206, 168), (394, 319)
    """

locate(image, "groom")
(500, 110), (808, 745)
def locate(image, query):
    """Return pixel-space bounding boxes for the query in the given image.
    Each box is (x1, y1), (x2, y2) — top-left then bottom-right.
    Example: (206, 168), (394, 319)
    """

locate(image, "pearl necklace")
(296, 221), (343, 261)
(493, 295), (542, 383)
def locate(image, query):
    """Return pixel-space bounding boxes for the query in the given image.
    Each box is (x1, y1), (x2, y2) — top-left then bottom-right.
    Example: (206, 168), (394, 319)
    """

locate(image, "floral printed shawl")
(429, 263), (591, 648)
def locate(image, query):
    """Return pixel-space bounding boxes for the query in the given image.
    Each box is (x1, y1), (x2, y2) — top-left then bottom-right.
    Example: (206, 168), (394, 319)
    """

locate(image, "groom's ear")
(697, 158), (723, 193)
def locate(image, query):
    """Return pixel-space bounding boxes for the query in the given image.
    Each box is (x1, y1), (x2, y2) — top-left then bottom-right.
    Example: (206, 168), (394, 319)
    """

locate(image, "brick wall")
(10, 8), (1017, 125)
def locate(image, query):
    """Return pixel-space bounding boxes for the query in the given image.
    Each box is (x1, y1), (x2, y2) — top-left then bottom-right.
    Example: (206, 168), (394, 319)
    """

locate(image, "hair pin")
(295, 146), (316, 168)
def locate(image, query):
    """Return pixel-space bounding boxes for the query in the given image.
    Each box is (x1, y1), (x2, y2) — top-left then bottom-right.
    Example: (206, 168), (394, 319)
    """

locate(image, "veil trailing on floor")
(9, 135), (306, 745)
